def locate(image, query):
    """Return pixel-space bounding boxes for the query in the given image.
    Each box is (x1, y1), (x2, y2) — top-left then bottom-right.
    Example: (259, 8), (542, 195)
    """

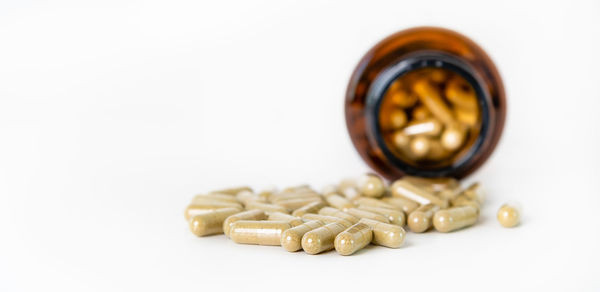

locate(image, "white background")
(1, 0), (599, 291)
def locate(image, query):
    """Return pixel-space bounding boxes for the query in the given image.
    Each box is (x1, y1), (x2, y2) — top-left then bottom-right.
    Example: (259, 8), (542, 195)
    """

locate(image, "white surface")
(1, 0), (600, 291)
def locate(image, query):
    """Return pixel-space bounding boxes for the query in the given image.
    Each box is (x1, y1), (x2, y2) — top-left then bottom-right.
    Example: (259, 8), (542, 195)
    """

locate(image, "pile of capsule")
(380, 68), (480, 163)
(185, 174), (520, 256)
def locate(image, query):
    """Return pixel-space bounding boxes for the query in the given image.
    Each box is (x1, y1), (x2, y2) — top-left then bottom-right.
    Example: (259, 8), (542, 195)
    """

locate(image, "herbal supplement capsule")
(245, 201), (290, 214)
(209, 186), (252, 196)
(402, 176), (460, 193)
(194, 193), (240, 204)
(497, 204), (520, 228)
(281, 220), (325, 252)
(388, 108), (408, 129)
(408, 204), (440, 233)
(391, 179), (449, 208)
(346, 208), (390, 223)
(445, 78), (477, 110)
(302, 214), (353, 227)
(270, 191), (321, 202)
(429, 68), (447, 83)
(268, 212), (304, 227)
(412, 105), (431, 120)
(455, 107), (478, 127)
(389, 90), (418, 108)
(229, 220), (292, 246)
(359, 218), (406, 248)
(281, 184), (312, 193)
(354, 197), (401, 211)
(339, 186), (361, 200)
(450, 194), (480, 212)
(433, 206), (478, 232)
(441, 123), (466, 151)
(438, 188), (461, 200)
(358, 205), (406, 226)
(236, 190), (266, 205)
(381, 197), (419, 214)
(185, 203), (243, 221)
(409, 136), (430, 158)
(275, 197), (322, 210)
(189, 197), (243, 208)
(426, 140), (452, 160)
(355, 174), (386, 198)
(413, 79), (455, 124)
(462, 182), (485, 204)
(189, 208), (241, 236)
(392, 131), (410, 148)
(318, 207), (360, 224)
(334, 222), (373, 256)
(324, 193), (354, 211)
(302, 222), (349, 254)
(223, 209), (267, 236)
(322, 185), (338, 196)
(403, 118), (443, 137)
(292, 201), (327, 217)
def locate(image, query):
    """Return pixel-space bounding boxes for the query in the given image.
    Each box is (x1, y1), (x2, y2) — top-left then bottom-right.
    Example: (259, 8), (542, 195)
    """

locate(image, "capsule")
(274, 197), (322, 210)
(433, 206), (478, 232)
(223, 209), (267, 236)
(318, 207), (360, 224)
(445, 77), (477, 110)
(209, 186), (252, 196)
(441, 123), (466, 151)
(354, 197), (402, 210)
(408, 204), (440, 233)
(381, 197), (419, 214)
(301, 222), (349, 254)
(388, 109), (408, 129)
(497, 204), (520, 228)
(358, 205), (406, 226)
(389, 89), (417, 108)
(281, 184), (312, 193)
(391, 179), (449, 208)
(392, 131), (410, 148)
(189, 208), (241, 236)
(268, 212), (304, 227)
(339, 186), (361, 200)
(346, 208), (390, 223)
(281, 220), (326, 252)
(359, 218), (406, 248)
(334, 222), (373, 256)
(185, 203), (243, 221)
(450, 194), (480, 212)
(403, 118), (443, 137)
(245, 201), (289, 214)
(413, 79), (455, 124)
(323, 193), (354, 211)
(189, 197), (243, 208)
(355, 174), (386, 198)
(455, 107), (478, 127)
(292, 201), (327, 217)
(412, 105), (431, 120)
(229, 220), (292, 246)
(402, 176), (460, 193)
(236, 190), (266, 205)
(302, 214), (353, 227)
(269, 191), (321, 202)
(462, 182), (485, 204)
(409, 136), (430, 158)
(193, 193), (240, 204)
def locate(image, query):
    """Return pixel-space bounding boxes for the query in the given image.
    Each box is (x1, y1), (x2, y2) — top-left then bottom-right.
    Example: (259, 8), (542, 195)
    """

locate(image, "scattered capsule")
(189, 197), (243, 208)
(402, 176), (460, 193)
(389, 109), (408, 129)
(413, 79), (455, 124)
(323, 194), (355, 211)
(346, 208), (390, 223)
(445, 78), (477, 110)
(359, 218), (406, 248)
(450, 194), (480, 212)
(223, 209), (267, 237)
(410, 136), (431, 158)
(403, 118), (443, 137)
(268, 212), (304, 227)
(462, 182), (485, 204)
(302, 214), (353, 227)
(391, 179), (449, 208)
(426, 139), (452, 160)
(274, 197), (322, 210)
(381, 197), (419, 214)
(209, 186), (252, 196)
(408, 204), (440, 233)
(455, 107), (478, 127)
(339, 186), (361, 200)
(236, 190), (266, 205)
(318, 207), (360, 224)
(229, 220), (292, 246)
(441, 123), (466, 151)
(433, 206), (478, 232)
(354, 197), (402, 211)
(281, 184), (312, 193)
(292, 201), (327, 217)
(497, 204), (520, 228)
(356, 174), (386, 198)
(389, 89), (418, 108)
(412, 105), (431, 120)
(189, 208), (241, 237)
(334, 222), (373, 256)
(302, 222), (349, 254)
(193, 193), (240, 204)
(392, 131), (410, 148)
(281, 220), (325, 252)
(245, 201), (289, 214)
(358, 205), (406, 226)
(185, 203), (243, 221)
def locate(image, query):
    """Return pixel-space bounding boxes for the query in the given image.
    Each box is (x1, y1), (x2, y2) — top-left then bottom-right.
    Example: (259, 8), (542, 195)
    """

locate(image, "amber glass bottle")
(345, 27), (506, 180)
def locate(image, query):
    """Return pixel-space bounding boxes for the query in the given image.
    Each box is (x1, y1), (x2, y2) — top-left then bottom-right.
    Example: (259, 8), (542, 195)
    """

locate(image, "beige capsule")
(270, 191), (321, 203)
(236, 190), (267, 205)
(321, 184), (338, 196)
(445, 77), (477, 110)
(302, 222), (349, 254)
(450, 194), (480, 212)
(324, 193), (355, 211)
(433, 206), (478, 232)
(229, 220), (292, 246)
(402, 176), (460, 193)
(392, 131), (410, 149)
(437, 188), (461, 200)
(403, 118), (443, 137)
(189, 208), (241, 237)
(274, 197), (322, 210)
(409, 136), (431, 158)
(292, 201), (327, 217)
(441, 123), (467, 151)
(412, 105), (431, 120)
(223, 209), (267, 236)
(281, 220), (325, 252)
(184, 203), (243, 221)
(354, 197), (402, 211)
(245, 201), (289, 214)
(209, 186), (252, 196)
(497, 204), (520, 228)
(189, 197), (243, 208)
(384, 108), (408, 129)
(281, 184), (312, 193)
(318, 207), (360, 224)
(358, 205), (406, 226)
(391, 179), (449, 208)
(462, 182), (485, 204)
(346, 208), (390, 223)
(302, 214), (353, 227)
(356, 174), (386, 198)
(193, 193), (240, 204)
(359, 218), (406, 248)
(426, 139), (452, 161)
(407, 204), (440, 233)
(413, 79), (455, 124)
(381, 197), (419, 214)
(268, 212), (304, 227)
(334, 222), (373, 256)
(339, 186), (361, 200)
